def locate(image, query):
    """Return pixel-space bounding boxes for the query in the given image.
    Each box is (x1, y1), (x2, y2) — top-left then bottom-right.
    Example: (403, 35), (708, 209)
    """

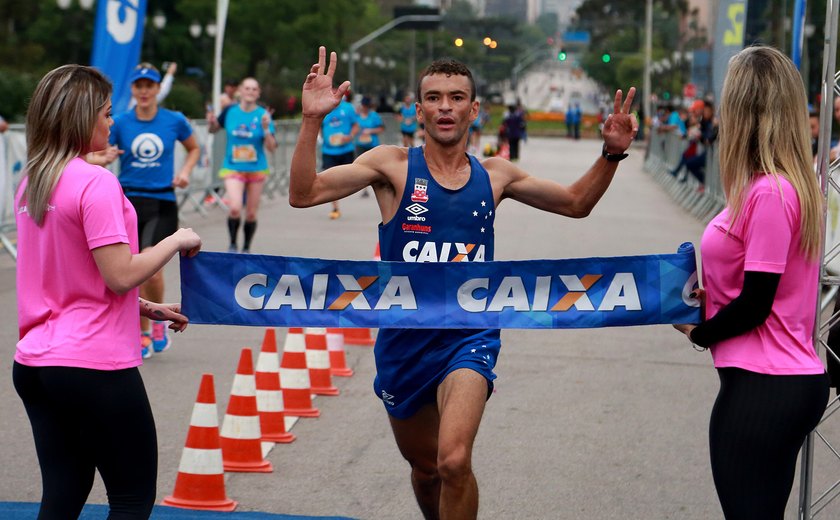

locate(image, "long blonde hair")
(718, 45), (822, 259)
(23, 65), (111, 225)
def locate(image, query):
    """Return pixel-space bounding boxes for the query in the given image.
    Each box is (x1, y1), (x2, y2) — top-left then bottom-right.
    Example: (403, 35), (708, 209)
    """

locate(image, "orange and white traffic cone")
(326, 327), (353, 377)
(280, 327), (320, 418)
(220, 348), (273, 473)
(162, 374), (237, 512)
(373, 242), (381, 261)
(304, 328), (339, 396)
(256, 329), (296, 443)
(342, 327), (376, 347)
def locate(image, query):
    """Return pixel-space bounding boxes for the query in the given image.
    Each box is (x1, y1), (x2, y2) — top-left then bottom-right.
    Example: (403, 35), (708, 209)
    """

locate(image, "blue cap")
(129, 67), (161, 84)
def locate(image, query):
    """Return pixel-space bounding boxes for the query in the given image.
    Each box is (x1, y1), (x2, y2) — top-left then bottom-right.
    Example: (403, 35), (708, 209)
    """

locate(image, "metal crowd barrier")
(642, 130), (725, 225)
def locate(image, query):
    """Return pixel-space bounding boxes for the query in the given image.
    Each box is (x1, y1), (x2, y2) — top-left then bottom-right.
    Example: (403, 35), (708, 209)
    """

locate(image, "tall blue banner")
(180, 244), (700, 329)
(91, 0), (147, 114)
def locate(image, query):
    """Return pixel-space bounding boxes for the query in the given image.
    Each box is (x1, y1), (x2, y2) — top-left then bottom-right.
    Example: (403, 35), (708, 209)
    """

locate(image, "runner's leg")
(243, 178), (265, 251)
(435, 368), (486, 520)
(224, 177), (245, 249)
(389, 403), (441, 520)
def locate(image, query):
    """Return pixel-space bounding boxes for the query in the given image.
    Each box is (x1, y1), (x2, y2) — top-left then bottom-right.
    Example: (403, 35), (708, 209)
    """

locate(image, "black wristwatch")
(601, 143), (629, 162)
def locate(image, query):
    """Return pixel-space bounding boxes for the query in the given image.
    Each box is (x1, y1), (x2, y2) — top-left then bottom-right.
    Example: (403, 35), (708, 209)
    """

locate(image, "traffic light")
(601, 53), (611, 63)
(558, 49), (567, 61)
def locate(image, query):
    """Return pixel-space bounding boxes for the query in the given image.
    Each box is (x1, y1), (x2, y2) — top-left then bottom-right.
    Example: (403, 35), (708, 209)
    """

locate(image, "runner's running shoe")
(152, 321), (171, 353)
(141, 333), (153, 359)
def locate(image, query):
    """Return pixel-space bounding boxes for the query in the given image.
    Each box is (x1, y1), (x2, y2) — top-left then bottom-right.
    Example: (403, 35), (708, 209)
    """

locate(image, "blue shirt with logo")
(110, 108), (193, 201)
(399, 104), (418, 133)
(321, 101), (359, 156)
(356, 110), (384, 150)
(220, 105), (276, 171)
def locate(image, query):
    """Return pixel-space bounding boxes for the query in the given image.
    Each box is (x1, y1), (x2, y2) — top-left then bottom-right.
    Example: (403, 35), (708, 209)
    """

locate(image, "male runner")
(290, 47), (637, 519)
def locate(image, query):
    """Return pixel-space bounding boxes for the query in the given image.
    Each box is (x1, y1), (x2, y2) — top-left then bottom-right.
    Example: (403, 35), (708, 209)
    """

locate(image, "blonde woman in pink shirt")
(674, 46), (828, 519)
(13, 65), (201, 518)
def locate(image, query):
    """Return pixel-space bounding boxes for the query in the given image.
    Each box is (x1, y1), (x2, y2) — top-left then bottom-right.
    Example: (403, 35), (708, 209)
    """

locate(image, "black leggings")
(13, 362), (158, 519)
(709, 367), (829, 519)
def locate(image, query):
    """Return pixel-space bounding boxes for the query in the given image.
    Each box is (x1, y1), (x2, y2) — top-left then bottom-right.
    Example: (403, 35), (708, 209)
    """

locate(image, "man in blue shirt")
(397, 93), (418, 147)
(320, 90), (359, 219)
(355, 96), (384, 156)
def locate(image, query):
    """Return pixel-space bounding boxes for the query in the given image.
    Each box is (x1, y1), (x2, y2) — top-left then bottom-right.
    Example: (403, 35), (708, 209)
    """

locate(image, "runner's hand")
(302, 46), (351, 119)
(172, 171), (190, 189)
(262, 108), (274, 131)
(601, 87), (638, 154)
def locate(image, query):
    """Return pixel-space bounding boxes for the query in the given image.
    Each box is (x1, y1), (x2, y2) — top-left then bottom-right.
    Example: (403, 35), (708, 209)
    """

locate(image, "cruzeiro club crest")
(131, 133), (164, 163)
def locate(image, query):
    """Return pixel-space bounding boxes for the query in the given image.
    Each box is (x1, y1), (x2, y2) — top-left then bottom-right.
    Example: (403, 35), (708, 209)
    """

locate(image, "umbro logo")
(381, 390), (395, 406)
(405, 203), (428, 216)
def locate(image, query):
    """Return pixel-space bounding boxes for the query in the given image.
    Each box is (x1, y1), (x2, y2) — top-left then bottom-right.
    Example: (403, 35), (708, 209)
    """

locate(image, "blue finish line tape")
(180, 243), (700, 329)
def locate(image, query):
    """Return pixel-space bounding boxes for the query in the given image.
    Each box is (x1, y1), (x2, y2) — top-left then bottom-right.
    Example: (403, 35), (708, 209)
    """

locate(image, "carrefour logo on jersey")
(233, 270), (640, 313)
(130, 133), (164, 167)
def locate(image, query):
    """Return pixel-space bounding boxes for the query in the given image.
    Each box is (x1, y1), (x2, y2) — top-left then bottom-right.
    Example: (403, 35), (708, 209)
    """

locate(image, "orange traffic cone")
(304, 328), (339, 396)
(220, 348), (273, 472)
(162, 374), (237, 512)
(280, 327), (320, 418)
(326, 328), (353, 377)
(343, 327), (375, 347)
(373, 242), (381, 261)
(256, 329), (295, 443)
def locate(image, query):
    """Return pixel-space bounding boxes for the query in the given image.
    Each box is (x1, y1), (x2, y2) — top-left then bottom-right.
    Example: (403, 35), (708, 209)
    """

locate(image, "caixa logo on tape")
(233, 272), (641, 313)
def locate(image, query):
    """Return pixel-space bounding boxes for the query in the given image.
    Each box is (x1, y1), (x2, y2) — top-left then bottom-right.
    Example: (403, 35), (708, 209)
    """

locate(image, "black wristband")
(602, 143), (628, 162)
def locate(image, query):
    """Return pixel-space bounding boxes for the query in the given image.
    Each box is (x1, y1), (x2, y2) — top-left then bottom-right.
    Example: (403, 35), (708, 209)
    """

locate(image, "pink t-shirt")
(700, 174), (823, 375)
(15, 157), (142, 370)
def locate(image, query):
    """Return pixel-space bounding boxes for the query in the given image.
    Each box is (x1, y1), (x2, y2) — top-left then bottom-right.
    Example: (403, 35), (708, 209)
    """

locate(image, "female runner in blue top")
(208, 77), (277, 253)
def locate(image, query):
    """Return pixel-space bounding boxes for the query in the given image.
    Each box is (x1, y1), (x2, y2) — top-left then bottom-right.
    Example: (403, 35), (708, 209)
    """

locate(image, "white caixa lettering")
(457, 273), (641, 312)
(234, 273), (417, 311)
(402, 241), (486, 262)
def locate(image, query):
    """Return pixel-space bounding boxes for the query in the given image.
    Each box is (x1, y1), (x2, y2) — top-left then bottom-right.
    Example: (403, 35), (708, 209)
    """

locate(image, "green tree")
(571, 0), (692, 98)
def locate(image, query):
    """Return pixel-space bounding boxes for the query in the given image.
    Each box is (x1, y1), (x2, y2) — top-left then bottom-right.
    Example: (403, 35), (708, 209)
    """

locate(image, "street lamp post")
(348, 14), (442, 92)
(189, 21), (217, 97)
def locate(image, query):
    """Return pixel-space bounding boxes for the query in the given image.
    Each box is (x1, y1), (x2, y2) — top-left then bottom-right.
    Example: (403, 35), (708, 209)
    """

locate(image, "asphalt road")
(1, 137), (837, 519)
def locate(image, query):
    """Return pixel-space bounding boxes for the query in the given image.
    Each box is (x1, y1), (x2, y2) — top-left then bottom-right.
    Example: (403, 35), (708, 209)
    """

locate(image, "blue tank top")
(378, 146), (495, 262)
(374, 146), (500, 372)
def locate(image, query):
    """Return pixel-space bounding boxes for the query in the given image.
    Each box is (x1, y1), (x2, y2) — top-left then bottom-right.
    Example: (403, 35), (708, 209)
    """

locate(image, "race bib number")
(232, 144), (257, 163)
(358, 133), (372, 144)
(329, 134), (346, 146)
